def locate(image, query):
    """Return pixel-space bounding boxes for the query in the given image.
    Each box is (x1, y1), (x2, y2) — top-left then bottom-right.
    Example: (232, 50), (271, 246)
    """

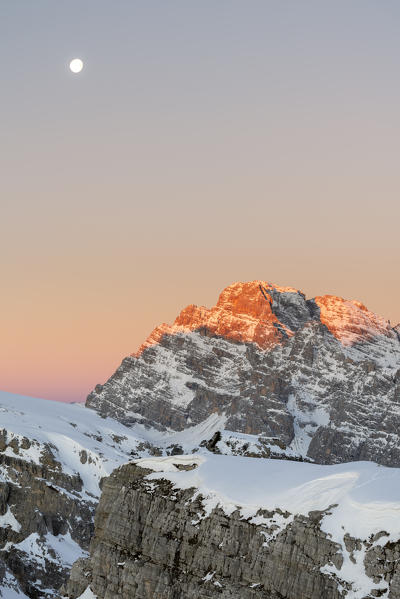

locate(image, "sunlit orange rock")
(314, 295), (392, 346)
(134, 281), (395, 356)
(134, 281), (294, 356)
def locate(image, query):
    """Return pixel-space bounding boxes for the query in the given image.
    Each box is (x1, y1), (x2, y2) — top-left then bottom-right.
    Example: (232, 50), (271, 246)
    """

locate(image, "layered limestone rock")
(61, 462), (342, 599)
(315, 294), (395, 351)
(0, 392), (173, 598)
(1, 392), (263, 598)
(86, 280), (400, 467)
(61, 459), (400, 599)
(0, 431), (93, 598)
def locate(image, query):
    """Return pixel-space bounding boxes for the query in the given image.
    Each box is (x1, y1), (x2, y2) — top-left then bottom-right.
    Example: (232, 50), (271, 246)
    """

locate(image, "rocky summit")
(87, 280), (400, 467)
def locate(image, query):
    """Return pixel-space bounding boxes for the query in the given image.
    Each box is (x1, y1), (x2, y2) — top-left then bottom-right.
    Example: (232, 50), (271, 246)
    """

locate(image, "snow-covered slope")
(0, 391), (163, 499)
(136, 453), (400, 599)
(0, 390), (267, 598)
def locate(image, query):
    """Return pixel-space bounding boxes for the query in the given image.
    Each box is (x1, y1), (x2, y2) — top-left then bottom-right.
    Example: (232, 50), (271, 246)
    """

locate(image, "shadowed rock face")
(61, 462), (400, 599)
(86, 280), (400, 467)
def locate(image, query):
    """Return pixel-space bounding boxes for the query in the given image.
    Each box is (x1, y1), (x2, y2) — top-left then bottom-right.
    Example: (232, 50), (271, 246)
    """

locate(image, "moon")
(69, 58), (83, 74)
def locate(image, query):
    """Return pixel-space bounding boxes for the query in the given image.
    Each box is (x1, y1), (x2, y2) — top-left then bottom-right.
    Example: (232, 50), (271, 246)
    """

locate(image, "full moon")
(69, 58), (83, 73)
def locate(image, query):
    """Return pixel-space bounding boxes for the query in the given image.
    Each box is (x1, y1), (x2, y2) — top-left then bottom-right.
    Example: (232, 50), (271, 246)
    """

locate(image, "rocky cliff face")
(0, 435), (93, 598)
(61, 455), (400, 599)
(0, 392), (182, 598)
(0, 392), (250, 598)
(87, 281), (400, 467)
(61, 462), (343, 599)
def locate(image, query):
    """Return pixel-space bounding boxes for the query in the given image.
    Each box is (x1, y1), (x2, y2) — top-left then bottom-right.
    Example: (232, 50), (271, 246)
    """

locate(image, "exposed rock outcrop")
(61, 462), (342, 599)
(61, 459), (400, 599)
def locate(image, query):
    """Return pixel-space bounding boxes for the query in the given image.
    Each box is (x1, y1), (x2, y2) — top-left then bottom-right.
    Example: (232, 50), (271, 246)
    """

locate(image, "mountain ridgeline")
(86, 280), (400, 467)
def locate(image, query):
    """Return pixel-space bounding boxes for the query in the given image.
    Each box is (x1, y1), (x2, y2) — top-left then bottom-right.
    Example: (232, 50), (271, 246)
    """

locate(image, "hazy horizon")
(2, 1), (400, 402)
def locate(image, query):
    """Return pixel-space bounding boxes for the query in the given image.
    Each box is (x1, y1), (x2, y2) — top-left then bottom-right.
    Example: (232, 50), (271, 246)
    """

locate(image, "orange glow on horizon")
(2, 269), (399, 403)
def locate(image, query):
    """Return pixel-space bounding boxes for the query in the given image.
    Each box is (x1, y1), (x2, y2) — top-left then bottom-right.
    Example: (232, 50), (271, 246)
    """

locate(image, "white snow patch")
(162, 413), (227, 449)
(12, 533), (48, 567)
(76, 588), (97, 599)
(251, 512), (294, 545)
(45, 531), (87, 567)
(0, 569), (30, 597)
(287, 393), (330, 457)
(0, 506), (21, 532)
(8, 531), (87, 571)
(134, 454), (206, 473)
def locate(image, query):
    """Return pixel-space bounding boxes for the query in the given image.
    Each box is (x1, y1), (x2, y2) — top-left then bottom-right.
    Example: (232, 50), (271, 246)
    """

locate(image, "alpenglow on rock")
(86, 281), (400, 467)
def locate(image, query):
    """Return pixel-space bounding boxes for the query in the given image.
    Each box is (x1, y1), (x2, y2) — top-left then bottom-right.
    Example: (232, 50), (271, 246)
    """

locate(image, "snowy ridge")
(0, 392), (231, 500)
(2, 282), (400, 597)
(136, 453), (400, 599)
(315, 294), (394, 345)
(137, 280), (399, 355)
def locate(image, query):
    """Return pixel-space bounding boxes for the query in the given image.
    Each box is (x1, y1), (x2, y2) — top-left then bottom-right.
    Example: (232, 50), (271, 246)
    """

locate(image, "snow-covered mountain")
(87, 280), (400, 466)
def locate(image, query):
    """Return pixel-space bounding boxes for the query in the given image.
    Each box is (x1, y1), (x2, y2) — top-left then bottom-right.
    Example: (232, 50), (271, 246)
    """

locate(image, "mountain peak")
(314, 294), (393, 346)
(215, 280), (300, 318)
(134, 280), (302, 356)
(88, 278), (400, 467)
(134, 280), (394, 357)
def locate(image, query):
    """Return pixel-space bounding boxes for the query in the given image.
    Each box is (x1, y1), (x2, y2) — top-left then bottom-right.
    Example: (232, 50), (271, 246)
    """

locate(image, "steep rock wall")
(62, 461), (400, 599)
(0, 434), (93, 598)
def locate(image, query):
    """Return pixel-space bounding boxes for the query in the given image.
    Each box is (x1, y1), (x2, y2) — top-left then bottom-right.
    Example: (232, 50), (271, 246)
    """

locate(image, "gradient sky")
(1, 1), (400, 402)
